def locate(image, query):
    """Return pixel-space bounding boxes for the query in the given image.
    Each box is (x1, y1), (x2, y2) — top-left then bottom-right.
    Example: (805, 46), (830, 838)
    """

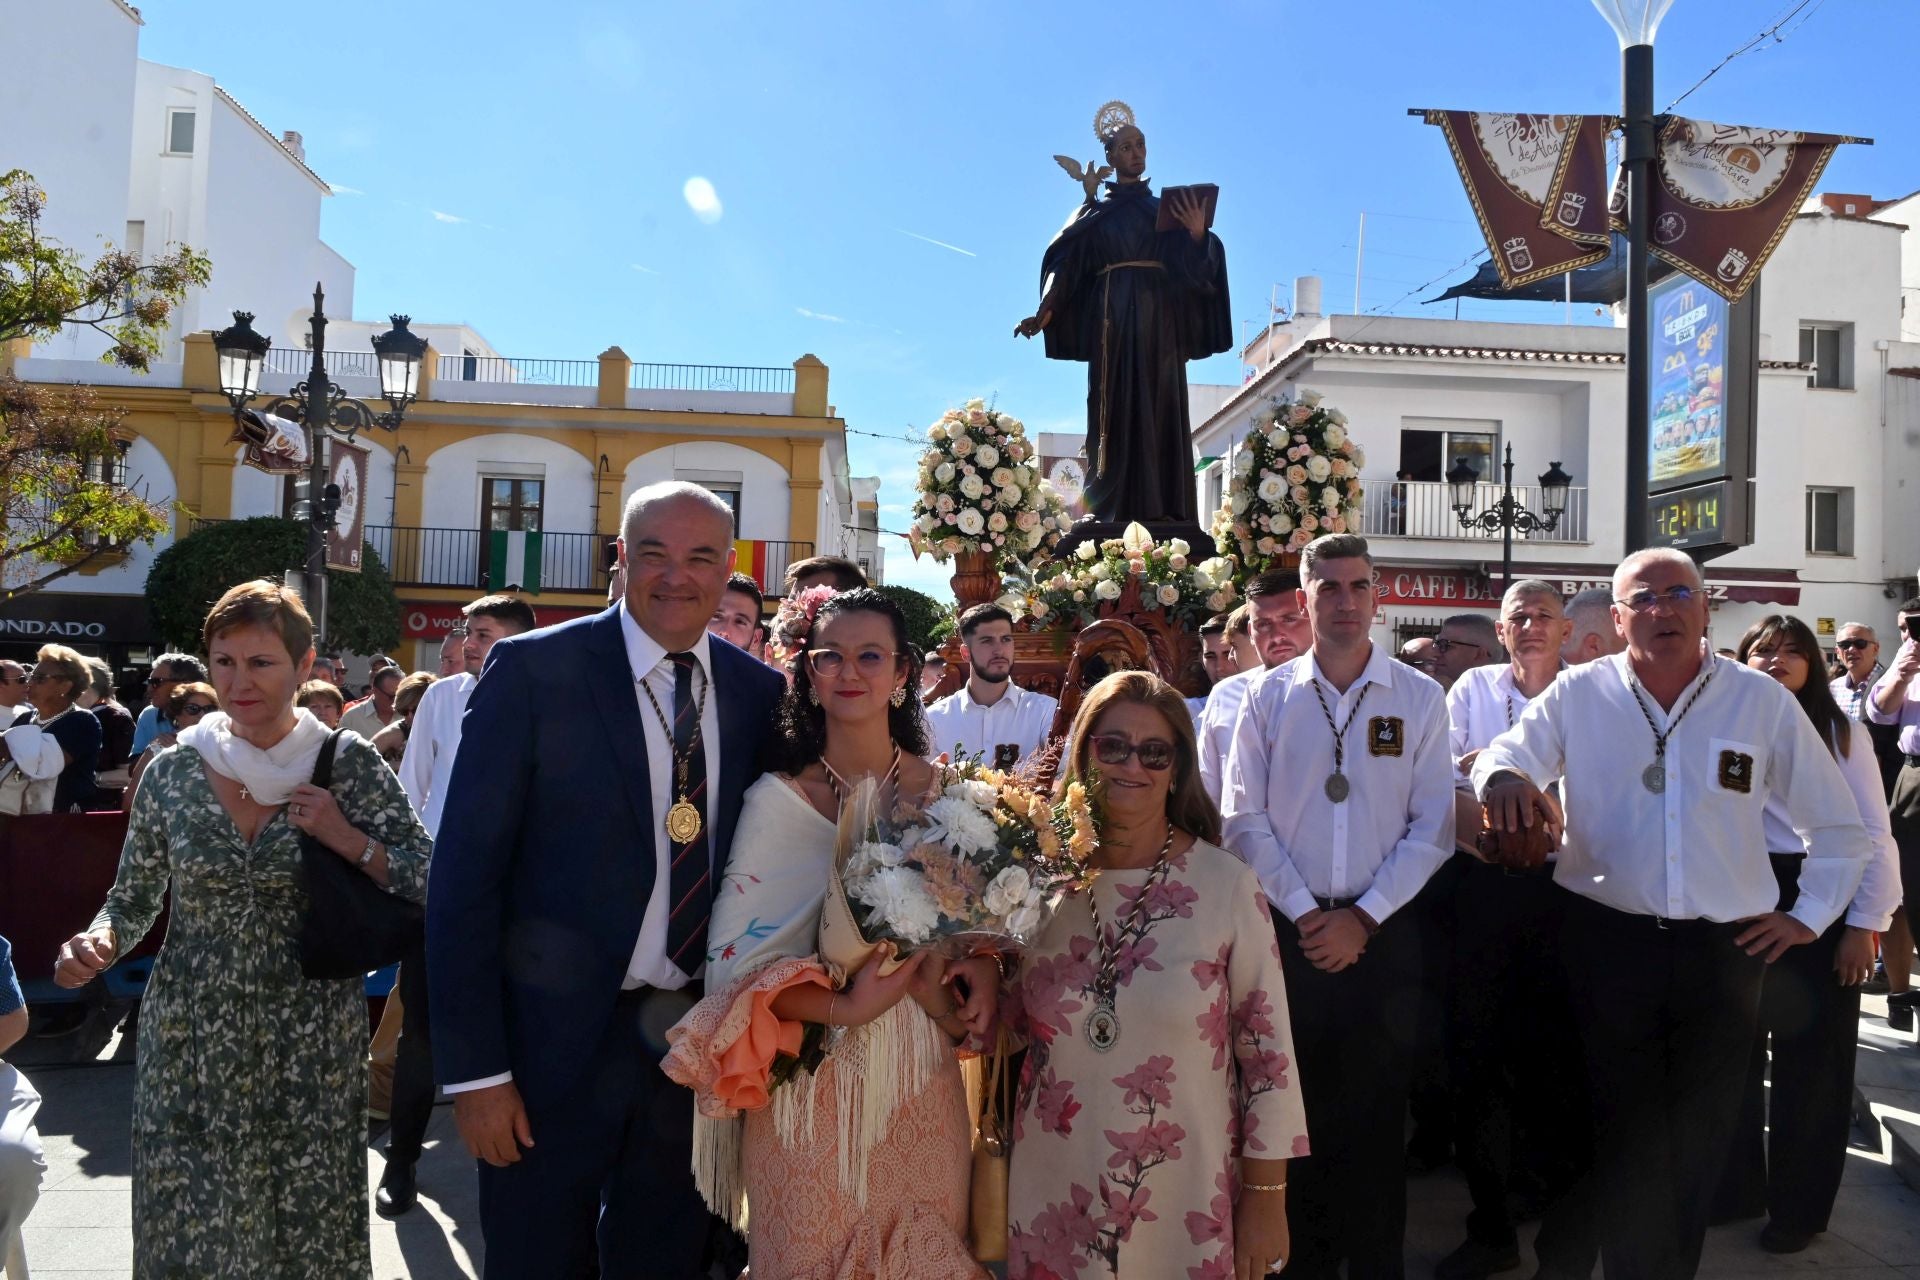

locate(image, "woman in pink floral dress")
(1007, 672), (1308, 1280)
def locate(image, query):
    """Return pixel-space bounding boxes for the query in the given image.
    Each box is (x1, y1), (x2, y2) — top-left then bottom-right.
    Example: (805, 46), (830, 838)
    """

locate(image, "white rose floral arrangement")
(838, 762), (1097, 957)
(906, 399), (1068, 565)
(1212, 388), (1366, 577)
(1001, 521), (1239, 630)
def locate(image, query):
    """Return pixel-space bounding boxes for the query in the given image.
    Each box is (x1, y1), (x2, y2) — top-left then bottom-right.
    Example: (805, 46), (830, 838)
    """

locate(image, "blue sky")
(135, 0), (1918, 602)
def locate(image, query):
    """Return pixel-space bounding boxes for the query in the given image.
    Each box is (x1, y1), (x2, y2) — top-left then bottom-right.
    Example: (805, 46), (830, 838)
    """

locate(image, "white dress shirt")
(622, 603), (722, 992)
(1447, 663), (1563, 787)
(1197, 668), (1259, 802)
(396, 671), (475, 839)
(1222, 644), (1454, 924)
(1470, 653), (1870, 934)
(1761, 719), (1902, 932)
(924, 679), (1058, 768)
(339, 697), (391, 741)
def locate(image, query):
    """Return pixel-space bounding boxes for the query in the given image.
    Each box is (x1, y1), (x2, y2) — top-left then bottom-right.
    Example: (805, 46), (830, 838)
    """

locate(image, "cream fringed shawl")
(662, 771), (953, 1231)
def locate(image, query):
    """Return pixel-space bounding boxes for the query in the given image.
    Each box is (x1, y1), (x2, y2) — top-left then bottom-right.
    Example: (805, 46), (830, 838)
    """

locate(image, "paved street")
(11, 998), (1920, 1279)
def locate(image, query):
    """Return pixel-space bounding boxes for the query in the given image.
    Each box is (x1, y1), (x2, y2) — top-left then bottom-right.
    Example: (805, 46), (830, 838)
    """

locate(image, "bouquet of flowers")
(832, 762), (1097, 963)
(764, 583), (837, 668)
(1002, 522), (1238, 629)
(906, 399), (1062, 564)
(1213, 387), (1366, 577)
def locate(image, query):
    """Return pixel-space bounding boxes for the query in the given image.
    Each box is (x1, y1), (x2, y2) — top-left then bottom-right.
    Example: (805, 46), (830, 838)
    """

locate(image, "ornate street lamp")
(1590, 0), (1676, 553)
(219, 284), (423, 644)
(213, 312), (270, 410)
(1451, 443), (1576, 590)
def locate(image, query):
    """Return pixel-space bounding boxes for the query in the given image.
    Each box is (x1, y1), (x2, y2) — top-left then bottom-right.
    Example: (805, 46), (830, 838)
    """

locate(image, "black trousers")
(476, 985), (712, 1279)
(1561, 893), (1766, 1280)
(1714, 854), (1861, 1234)
(1448, 867), (1597, 1272)
(386, 947), (437, 1166)
(1887, 761), (1920, 946)
(1274, 904), (1424, 1280)
(1408, 854), (1470, 1161)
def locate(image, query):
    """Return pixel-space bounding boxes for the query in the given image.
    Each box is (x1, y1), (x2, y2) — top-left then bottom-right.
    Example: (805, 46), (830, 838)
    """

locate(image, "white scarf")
(177, 709), (333, 805)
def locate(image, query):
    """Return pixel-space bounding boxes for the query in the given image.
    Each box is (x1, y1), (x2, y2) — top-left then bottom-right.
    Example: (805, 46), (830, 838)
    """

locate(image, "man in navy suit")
(428, 481), (786, 1277)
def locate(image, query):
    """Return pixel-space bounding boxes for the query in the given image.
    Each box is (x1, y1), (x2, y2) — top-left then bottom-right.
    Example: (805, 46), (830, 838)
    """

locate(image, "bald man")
(1561, 587), (1626, 665)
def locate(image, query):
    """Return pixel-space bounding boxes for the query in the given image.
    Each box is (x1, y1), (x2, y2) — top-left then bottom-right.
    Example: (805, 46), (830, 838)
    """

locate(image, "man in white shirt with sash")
(1438, 581), (1595, 1280)
(1223, 533), (1454, 1280)
(1196, 568), (1310, 802)
(1474, 548), (1870, 1280)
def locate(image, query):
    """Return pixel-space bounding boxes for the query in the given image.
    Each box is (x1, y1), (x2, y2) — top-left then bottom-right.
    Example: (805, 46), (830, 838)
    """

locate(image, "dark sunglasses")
(145, 675), (182, 688)
(1090, 734), (1175, 772)
(1835, 639), (1873, 651)
(178, 702), (217, 717)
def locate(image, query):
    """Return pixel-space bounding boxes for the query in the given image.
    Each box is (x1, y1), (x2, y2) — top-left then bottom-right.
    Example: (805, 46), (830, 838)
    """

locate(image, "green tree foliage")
(0, 170), (212, 597)
(146, 518), (401, 655)
(874, 583), (952, 655)
(1, 170), (211, 369)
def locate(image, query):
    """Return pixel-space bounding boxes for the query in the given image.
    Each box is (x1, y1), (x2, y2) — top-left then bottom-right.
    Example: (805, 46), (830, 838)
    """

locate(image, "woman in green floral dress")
(55, 581), (431, 1279)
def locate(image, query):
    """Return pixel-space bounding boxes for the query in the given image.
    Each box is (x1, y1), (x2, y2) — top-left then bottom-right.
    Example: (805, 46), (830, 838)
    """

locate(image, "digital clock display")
(1649, 481), (1728, 549)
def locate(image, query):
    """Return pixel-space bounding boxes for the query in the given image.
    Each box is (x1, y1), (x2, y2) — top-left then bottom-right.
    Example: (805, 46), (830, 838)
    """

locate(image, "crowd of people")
(0, 480), (1911, 1279)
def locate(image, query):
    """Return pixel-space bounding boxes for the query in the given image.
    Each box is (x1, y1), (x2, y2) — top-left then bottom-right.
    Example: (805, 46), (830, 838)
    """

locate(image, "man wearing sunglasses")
(0, 662), (27, 728)
(924, 603), (1057, 770)
(1196, 569), (1310, 801)
(128, 652), (207, 755)
(1474, 548), (1870, 1280)
(1222, 533), (1454, 1280)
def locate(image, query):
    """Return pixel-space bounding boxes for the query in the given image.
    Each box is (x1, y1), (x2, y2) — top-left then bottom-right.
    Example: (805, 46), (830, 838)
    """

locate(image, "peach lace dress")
(663, 772), (985, 1280)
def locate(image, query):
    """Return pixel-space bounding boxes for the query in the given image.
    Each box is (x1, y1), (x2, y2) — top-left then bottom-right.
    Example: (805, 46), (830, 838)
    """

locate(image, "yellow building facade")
(1, 336), (855, 672)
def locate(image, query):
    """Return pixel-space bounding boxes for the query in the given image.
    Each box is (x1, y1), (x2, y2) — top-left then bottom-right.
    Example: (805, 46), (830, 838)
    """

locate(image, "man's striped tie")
(665, 652), (710, 978)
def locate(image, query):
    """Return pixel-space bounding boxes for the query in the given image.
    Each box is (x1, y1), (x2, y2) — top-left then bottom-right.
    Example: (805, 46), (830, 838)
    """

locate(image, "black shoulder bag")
(296, 730), (425, 980)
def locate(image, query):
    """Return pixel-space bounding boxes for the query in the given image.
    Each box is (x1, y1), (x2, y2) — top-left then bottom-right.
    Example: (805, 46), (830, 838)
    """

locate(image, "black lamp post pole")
(302, 286), (332, 646)
(1499, 446), (1517, 592)
(1622, 42), (1656, 555)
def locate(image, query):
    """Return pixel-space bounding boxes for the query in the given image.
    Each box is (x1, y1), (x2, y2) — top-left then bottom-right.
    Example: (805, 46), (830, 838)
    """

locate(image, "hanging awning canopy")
(1429, 232), (1631, 306)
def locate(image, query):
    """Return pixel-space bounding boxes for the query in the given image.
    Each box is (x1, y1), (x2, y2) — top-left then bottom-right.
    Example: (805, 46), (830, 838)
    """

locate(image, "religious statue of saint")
(1015, 101), (1233, 544)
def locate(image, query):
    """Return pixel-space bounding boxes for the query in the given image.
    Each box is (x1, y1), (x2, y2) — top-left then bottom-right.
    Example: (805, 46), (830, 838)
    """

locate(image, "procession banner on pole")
(1599, 119), (1866, 301)
(1420, 111), (1613, 288)
(325, 437), (368, 573)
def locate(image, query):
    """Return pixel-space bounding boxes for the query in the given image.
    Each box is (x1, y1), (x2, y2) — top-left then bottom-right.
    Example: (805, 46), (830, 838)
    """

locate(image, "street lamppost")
(1590, 0), (1675, 554)
(214, 284), (427, 645)
(1449, 444), (1574, 591)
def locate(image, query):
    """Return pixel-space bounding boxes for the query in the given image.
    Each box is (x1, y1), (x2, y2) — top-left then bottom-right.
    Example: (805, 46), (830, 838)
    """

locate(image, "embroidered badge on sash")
(1718, 749), (1754, 794)
(1368, 716), (1405, 758)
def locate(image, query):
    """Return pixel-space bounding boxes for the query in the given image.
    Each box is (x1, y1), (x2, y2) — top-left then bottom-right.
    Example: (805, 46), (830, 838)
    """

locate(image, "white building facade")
(1192, 204), (1920, 654)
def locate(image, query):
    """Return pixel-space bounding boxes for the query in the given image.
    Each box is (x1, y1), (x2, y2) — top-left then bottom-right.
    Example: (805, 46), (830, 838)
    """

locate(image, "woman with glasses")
(1714, 615), (1900, 1253)
(122, 683), (217, 809)
(369, 672), (434, 770)
(0, 644), (103, 813)
(1005, 671), (1307, 1280)
(664, 588), (995, 1279)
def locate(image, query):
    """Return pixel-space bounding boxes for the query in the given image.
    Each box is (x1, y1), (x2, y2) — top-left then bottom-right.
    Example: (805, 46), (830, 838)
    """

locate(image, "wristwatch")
(357, 835), (378, 868)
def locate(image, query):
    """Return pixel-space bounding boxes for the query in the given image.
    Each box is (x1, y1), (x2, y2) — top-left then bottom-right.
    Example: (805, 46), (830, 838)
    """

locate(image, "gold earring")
(889, 686), (907, 708)
(808, 686), (820, 706)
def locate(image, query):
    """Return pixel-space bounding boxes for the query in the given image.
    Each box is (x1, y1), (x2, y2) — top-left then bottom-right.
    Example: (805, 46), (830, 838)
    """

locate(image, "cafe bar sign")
(1374, 567), (1799, 609)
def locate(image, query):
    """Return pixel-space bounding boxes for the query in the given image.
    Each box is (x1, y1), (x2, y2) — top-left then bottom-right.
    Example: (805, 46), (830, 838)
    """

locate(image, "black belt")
(1464, 856), (1557, 881)
(1314, 895), (1360, 912)
(1568, 892), (1744, 934)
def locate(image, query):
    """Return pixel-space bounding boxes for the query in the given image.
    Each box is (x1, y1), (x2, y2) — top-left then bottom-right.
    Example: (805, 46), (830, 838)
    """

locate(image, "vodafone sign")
(401, 602), (599, 639)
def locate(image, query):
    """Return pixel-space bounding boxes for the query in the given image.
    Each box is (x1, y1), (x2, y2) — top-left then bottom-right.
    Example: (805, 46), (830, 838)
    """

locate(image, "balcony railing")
(629, 363), (794, 393)
(434, 355), (598, 386)
(1356, 479), (1589, 544)
(264, 347), (379, 378)
(362, 526), (816, 597)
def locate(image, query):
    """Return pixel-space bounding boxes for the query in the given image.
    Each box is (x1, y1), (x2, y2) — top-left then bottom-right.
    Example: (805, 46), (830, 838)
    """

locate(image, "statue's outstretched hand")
(1014, 311), (1051, 339)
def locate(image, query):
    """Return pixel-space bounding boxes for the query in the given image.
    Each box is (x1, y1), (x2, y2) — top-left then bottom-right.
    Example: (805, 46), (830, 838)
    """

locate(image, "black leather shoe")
(1436, 1238), (1522, 1280)
(375, 1160), (417, 1218)
(1759, 1222), (1815, 1254)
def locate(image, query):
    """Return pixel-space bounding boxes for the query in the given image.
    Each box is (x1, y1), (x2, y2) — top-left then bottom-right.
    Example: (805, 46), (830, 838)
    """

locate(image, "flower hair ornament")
(769, 584), (841, 669)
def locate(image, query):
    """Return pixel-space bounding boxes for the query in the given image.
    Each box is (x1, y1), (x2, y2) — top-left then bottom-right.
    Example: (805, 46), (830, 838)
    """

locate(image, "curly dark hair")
(770, 588), (928, 773)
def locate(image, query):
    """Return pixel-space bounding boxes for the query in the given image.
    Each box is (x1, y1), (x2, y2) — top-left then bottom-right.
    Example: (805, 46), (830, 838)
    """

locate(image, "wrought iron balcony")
(1356, 479), (1589, 544)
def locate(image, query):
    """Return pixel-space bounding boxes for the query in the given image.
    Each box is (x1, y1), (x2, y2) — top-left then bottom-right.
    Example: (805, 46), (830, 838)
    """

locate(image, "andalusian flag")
(488, 529), (542, 592)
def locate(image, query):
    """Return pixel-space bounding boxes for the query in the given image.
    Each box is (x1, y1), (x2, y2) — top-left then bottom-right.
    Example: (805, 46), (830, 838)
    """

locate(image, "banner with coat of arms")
(1615, 118), (1860, 301)
(1422, 111), (1614, 289)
